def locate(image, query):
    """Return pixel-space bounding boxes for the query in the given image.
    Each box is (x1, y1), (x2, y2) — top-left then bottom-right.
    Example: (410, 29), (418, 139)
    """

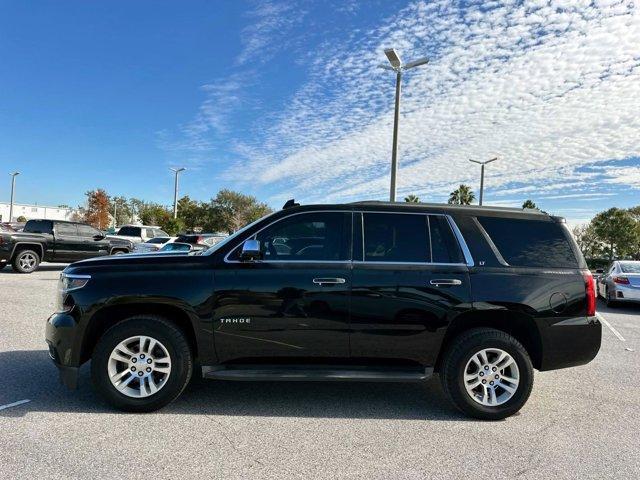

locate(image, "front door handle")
(430, 279), (462, 287)
(313, 278), (346, 286)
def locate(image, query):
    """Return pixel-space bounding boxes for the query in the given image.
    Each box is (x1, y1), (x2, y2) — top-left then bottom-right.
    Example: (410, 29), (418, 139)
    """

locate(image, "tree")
(572, 223), (605, 259)
(591, 208), (637, 260)
(177, 196), (211, 232)
(160, 217), (185, 236)
(83, 189), (111, 230)
(404, 194), (420, 203)
(138, 203), (171, 227)
(16, 215), (27, 222)
(448, 184), (475, 205)
(211, 189), (272, 233)
(110, 196), (132, 226)
(522, 199), (537, 209)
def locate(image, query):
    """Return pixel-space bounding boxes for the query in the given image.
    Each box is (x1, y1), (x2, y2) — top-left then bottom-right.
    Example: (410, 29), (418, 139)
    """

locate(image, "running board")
(202, 365), (433, 382)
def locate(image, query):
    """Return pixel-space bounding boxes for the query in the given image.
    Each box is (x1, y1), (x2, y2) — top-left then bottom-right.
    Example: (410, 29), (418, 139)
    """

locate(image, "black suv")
(45, 202), (600, 419)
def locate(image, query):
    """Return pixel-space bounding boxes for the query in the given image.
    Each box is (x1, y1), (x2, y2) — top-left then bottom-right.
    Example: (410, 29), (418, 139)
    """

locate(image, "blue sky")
(1, 0), (639, 225)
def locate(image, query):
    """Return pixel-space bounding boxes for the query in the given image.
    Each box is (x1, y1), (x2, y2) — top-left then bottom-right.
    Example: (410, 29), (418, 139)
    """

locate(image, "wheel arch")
(436, 309), (543, 371)
(81, 303), (199, 364)
(11, 242), (44, 260)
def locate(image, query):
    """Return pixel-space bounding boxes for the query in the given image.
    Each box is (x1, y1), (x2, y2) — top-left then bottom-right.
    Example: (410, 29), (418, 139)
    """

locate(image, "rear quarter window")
(24, 220), (53, 234)
(477, 216), (578, 268)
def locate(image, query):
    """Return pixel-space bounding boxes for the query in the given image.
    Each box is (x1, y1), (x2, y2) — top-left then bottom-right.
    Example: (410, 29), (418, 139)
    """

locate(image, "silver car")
(597, 260), (640, 306)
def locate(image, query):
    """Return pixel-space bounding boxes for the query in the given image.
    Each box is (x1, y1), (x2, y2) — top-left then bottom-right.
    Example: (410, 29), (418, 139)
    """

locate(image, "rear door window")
(24, 220), (53, 234)
(362, 213), (429, 263)
(477, 216), (578, 268)
(429, 215), (464, 264)
(56, 223), (78, 236)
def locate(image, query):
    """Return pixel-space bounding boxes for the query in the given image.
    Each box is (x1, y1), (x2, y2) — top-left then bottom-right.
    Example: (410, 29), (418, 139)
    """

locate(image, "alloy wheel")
(107, 335), (172, 398)
(463, 348), (520, 407)
(19, 253), (37, 271)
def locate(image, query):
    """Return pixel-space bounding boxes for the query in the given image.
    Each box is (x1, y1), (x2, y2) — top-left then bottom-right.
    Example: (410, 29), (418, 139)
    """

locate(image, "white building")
(0, 202), (76, 222)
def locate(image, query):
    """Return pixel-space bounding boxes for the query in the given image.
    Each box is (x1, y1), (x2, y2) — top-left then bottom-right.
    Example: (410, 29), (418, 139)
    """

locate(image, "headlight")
(56, 273), (91, 313)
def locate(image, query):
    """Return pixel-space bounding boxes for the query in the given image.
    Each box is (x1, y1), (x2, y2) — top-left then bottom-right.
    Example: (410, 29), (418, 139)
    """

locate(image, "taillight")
(582, 271), (596, 316)
(613, 276), (630, 285)
(196, 236), (203, 244)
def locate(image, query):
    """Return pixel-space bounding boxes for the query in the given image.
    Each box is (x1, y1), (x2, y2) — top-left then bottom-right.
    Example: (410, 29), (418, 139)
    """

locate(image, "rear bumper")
(45, 312), (81, 389)
(611, 284), (640, 301)
(538, 316), (601, 371)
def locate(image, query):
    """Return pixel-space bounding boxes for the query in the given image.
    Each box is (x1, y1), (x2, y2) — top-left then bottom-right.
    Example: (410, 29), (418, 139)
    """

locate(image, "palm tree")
(404, 194), (420, 203)
(522, 199), (537, 209)
(448, 184), (475, 205)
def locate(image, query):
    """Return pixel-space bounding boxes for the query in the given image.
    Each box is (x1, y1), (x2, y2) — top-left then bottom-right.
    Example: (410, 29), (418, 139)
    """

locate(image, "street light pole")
(381, 48), (429, 202)
(468, 157), (497, 206)
(170, 167), (186, 219)
(8, 172), (19, 222)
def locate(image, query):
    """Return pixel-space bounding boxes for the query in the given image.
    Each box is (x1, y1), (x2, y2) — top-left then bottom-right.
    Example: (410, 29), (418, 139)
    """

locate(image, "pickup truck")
(0, 219), (133, 273)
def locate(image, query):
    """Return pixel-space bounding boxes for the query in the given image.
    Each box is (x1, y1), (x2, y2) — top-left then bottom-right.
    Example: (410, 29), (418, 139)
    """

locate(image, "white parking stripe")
(0, 399), (31, 411)
(596, 312), (626, 342)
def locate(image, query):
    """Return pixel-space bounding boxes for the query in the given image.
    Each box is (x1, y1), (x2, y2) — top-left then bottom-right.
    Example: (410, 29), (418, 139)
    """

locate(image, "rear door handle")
(313, 278), (346, 285)
(430, 279), (462, 287)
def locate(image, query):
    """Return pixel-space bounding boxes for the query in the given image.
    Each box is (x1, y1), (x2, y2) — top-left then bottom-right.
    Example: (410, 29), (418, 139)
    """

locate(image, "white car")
(133, 236), (175, 253)
(109, 225), (170, 244)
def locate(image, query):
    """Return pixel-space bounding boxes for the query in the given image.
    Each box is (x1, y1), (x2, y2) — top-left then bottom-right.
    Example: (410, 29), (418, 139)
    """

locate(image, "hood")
(65, 250), (204, 272)
(106, 235), (133, 246)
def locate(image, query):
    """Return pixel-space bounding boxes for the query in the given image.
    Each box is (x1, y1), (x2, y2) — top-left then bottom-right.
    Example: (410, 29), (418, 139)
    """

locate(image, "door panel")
(77, 224), (109, 258)
(53, 223), (83, 261)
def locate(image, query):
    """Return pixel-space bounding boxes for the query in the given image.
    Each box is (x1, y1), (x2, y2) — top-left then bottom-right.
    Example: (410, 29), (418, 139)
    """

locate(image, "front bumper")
(538, 316), (602, 371)
(45, 312), (81, 389)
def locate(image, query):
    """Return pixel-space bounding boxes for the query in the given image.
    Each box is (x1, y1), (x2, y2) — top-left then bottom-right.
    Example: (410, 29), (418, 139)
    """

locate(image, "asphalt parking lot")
(1, 265), (638, 479)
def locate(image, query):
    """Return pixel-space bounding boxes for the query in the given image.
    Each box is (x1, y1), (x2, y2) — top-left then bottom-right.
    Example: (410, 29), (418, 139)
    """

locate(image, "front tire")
(440, 328), (534, 420)
(91, 316), (193, 412)
(12, 249), (40, 273)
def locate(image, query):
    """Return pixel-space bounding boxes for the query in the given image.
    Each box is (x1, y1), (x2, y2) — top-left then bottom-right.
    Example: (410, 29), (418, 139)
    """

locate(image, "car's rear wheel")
(440, 328), (534, 420)
(12, 249), (40, 273)
(605, 288), (617, 308)
(91, 316), (192, 412)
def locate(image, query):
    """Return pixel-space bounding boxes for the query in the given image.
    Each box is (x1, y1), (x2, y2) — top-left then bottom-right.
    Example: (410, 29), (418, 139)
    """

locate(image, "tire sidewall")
(92, 317), (192, 412)
(13, 249), (40, 273)
(444, 330), (534, 420)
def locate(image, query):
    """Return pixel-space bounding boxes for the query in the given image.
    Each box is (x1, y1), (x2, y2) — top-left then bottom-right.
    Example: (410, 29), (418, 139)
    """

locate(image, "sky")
(0, 0), (639, 226)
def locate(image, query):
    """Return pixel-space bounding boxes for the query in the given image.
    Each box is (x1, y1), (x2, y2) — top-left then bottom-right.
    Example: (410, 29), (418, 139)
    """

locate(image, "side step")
(202, 365), (433, 382)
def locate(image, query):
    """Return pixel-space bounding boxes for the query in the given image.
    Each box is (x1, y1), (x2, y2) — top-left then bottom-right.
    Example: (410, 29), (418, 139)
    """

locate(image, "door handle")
(430, 279), (462, 287)
(313, 278), (346, 285)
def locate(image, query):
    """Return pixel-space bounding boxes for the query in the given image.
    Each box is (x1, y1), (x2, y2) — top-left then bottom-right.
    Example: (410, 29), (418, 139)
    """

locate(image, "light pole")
(170, 167), (186, 218)
(380, 48), (429, 202)
(8, 172), (19, 221)
(469, 157), (497, 206)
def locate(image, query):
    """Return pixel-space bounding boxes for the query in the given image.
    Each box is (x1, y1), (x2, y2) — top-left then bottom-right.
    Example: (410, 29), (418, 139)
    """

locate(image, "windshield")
(619, 262), (640, 274)
(161, 243), (190, 251)
(202, 213), (273, 256)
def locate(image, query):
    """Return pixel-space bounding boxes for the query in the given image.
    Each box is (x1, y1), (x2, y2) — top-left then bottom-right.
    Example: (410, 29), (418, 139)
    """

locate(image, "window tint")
(363, 213), (428, 263)
(147, 237), (170, 244)
(24, 220), (53, 234)
(477, 217), (578, 268)
(117, 226), (141, 237)
(77, 224), (99, 237)
(429, 215), (464, 264)
(56, 223), (78, 236)
(255, 212), (349, 261)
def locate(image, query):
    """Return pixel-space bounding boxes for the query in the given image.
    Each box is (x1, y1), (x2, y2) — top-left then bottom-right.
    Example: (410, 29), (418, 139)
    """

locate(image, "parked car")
(46, 201), (600, 420)
(597, 260), (640, 306)
(110, 225), (170, 244)
(157, 242), (200, 253)
(0, 219), (133, 273)
(133, 237), (175, 254)
(0, 223), (16, 233)
(175, 233), (227, 249)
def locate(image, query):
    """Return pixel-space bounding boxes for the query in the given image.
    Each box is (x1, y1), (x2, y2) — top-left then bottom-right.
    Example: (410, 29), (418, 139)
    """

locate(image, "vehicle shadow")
(0, 350), (465, 421)
(597, 297), (640, 317)
(0, 264), (68, 274)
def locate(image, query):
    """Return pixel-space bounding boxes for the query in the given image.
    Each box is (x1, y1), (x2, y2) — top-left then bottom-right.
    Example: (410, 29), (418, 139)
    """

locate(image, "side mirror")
(240, 239), (261, 261)
(94, 234), (106, 241)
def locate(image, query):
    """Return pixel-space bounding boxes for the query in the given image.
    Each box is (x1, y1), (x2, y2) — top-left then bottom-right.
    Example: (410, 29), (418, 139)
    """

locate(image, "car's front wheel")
(91, 315), (193, 412)
(440, 328), (534, 420)
(12, 249), (40, 273)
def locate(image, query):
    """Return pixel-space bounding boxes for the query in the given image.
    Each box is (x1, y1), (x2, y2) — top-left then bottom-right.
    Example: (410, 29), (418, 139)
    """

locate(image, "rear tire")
(12, 249), (40, 273)
(606, 289), (617, 308)
(91, 315), (193, 412)
(440, 328), (534, 420)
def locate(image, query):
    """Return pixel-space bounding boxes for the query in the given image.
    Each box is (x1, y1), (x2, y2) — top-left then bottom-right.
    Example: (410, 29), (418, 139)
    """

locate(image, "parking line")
(0, 399), (31, 411)
(596, 312), (626, 342)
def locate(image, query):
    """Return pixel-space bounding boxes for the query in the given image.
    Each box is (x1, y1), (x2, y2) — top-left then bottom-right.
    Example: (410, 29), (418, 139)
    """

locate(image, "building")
(0, 202), (77, 222)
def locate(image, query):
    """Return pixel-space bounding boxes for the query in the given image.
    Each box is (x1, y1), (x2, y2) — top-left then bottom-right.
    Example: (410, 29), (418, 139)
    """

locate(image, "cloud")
(221, 0), (640, 205)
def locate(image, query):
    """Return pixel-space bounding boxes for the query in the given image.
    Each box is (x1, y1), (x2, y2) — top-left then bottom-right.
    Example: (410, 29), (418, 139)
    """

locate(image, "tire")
(91, 315), (193, 412)
(12, 249), (41, 273)
(440, 328), (534, 420)
(606, 289), (617, 308)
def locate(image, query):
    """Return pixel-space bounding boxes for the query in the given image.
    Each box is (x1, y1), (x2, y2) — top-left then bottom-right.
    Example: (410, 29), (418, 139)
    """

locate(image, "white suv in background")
(110, 225), (170, 244)
(133, 236), (176, 253)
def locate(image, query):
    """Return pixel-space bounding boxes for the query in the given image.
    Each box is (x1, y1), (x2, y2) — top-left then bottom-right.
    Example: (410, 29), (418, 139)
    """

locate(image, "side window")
(477, 217), (578, 268)
(77, 225), (99, 237)
(24, 220), (53, 234)
(117, 226), (141, 237)
(56, 223), (78, 236)
(255, 212), (350, 261)
(429, 215), (464, 264)
(145, 229), (155, 239)
(363, 213), (428, 263)
(154, 229), (169, 237)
